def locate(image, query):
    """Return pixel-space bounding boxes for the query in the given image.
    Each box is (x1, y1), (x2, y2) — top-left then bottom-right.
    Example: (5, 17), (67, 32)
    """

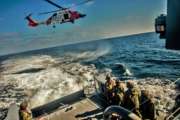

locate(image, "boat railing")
(103, 105), (142, 120)
(166, 107), (180, 120)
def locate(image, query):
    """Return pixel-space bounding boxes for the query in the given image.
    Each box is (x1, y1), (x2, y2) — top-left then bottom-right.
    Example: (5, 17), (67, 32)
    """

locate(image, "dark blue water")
(1, 32), (180, 80)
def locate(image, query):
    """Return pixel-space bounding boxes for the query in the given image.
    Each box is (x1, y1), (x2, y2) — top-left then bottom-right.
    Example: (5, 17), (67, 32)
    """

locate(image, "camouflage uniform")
(112, 82), (125, 106)
(105, 75), (116, 105)
(105, 80), (114, 105)
(19, 110), (32, 120)
(19, 101), (32, 120)
(140, 90), (156, 120)
(124, 81), (142, 118)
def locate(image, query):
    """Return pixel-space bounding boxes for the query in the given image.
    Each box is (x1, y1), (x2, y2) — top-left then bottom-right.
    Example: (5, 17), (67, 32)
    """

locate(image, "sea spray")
(0, 55), (101, 109)
(64, 43), (112, 62)
(114, 63), (133, 76)
(0, 54), (178, 119)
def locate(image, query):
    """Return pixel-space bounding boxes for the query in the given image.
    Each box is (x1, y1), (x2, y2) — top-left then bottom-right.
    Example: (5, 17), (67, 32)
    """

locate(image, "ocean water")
(1, 32), (180, 80)
(0, 32), (179, 119)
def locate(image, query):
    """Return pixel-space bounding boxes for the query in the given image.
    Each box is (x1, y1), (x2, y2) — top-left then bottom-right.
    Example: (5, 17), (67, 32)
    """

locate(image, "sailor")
(112, 81), (125, 106)
(19, 101), (32, 120)
(105, 75), (116, 105)
(123, 80), (142, 118)
(140, 90), (157, 120)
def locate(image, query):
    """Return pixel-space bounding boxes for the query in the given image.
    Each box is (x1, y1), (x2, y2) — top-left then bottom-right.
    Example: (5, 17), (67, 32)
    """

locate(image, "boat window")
(156, 25), (165, 32)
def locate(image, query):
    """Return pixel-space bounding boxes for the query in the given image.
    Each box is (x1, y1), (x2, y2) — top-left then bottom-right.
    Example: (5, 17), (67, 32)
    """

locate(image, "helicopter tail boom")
(25, 14), (39, 27)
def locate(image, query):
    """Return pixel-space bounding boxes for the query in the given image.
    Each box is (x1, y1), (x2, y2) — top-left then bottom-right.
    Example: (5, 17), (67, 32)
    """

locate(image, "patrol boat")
(5, 79), (143, 120)
(5, 78), (180, 120)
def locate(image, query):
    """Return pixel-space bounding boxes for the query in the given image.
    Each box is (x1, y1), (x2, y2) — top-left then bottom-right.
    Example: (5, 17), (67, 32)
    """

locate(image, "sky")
(0, 0), (167, 56)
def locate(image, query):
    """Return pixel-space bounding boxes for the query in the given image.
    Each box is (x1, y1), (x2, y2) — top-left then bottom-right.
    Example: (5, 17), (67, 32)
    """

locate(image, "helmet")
(106, 74), (111, 81)
(118, 82), (126, 92)
(20, 101), (28, 110)
(126, 80), (135, 88)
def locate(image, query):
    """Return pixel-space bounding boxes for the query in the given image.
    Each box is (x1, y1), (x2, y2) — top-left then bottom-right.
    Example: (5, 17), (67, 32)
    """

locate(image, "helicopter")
(25, 0), (90, 28)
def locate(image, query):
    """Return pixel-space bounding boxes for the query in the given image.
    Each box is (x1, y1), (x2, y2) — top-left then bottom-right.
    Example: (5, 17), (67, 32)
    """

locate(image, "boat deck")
(42, 98), (103, 120)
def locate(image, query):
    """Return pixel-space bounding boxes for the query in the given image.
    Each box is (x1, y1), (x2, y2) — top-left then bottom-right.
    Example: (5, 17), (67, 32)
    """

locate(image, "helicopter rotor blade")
(39, 0), (94, 15)
(44, 0), (65, 9)
(67, 0), (94, 9)
(39, 10), (60, 15)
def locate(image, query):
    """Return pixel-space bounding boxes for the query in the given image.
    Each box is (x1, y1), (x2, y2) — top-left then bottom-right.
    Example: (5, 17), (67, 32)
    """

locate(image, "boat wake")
(0, 52), (179, 119)
(0, 55), (97, 108)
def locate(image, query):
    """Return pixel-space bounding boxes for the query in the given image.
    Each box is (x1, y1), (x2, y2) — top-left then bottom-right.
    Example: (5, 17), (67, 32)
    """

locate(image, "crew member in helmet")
(123, 80), (142, 118)
(105, 75), (116, 105)
(112, 81), (126, 106)
(19, 101), (32, 120)
(140, 89), (157, 120)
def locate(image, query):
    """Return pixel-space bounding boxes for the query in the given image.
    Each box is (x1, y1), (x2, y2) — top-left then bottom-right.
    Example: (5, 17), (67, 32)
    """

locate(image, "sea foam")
(0, 53), (178, 119)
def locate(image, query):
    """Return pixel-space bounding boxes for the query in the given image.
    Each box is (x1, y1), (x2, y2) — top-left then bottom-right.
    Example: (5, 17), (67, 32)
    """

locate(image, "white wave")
(0, 54), (178, 118)
(123, 67), (132, 76)
(134, 78), (177, 112)
(1, 55), (57, 74)
(65, 44), (111, 62)
(0, 55), (100, 108)
(114, 63), (133, 76)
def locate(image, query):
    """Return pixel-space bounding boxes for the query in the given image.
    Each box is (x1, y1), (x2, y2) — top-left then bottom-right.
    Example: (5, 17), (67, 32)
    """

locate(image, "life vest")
(19, 110), (32, 120)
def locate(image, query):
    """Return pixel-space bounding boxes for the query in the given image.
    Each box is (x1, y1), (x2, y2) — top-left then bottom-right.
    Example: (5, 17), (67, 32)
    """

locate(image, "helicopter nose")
(79, 14), (86, 18)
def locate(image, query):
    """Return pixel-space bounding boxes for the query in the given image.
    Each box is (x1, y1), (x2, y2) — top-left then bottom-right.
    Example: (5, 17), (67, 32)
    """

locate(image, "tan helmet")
(106, 74), (111, 81)
(142, 89), (154, 99)
(20, 100), (28, 110)
(126, 80), (135, 88)
(118, 82), (126, 92)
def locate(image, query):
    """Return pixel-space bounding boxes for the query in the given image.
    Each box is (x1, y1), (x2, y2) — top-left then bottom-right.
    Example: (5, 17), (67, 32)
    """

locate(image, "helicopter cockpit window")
(64, 14), (69, 20)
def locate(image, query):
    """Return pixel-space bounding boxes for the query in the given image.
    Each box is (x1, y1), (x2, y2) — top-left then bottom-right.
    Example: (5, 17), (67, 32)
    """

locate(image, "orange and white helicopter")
(26, 0), (91, 28)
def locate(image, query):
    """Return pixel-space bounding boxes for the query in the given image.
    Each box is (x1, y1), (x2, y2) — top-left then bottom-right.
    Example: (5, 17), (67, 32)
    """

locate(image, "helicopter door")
(64, 13), (69, 20)
(51, 12), (63, 24)
(63, 12), (70, 22)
